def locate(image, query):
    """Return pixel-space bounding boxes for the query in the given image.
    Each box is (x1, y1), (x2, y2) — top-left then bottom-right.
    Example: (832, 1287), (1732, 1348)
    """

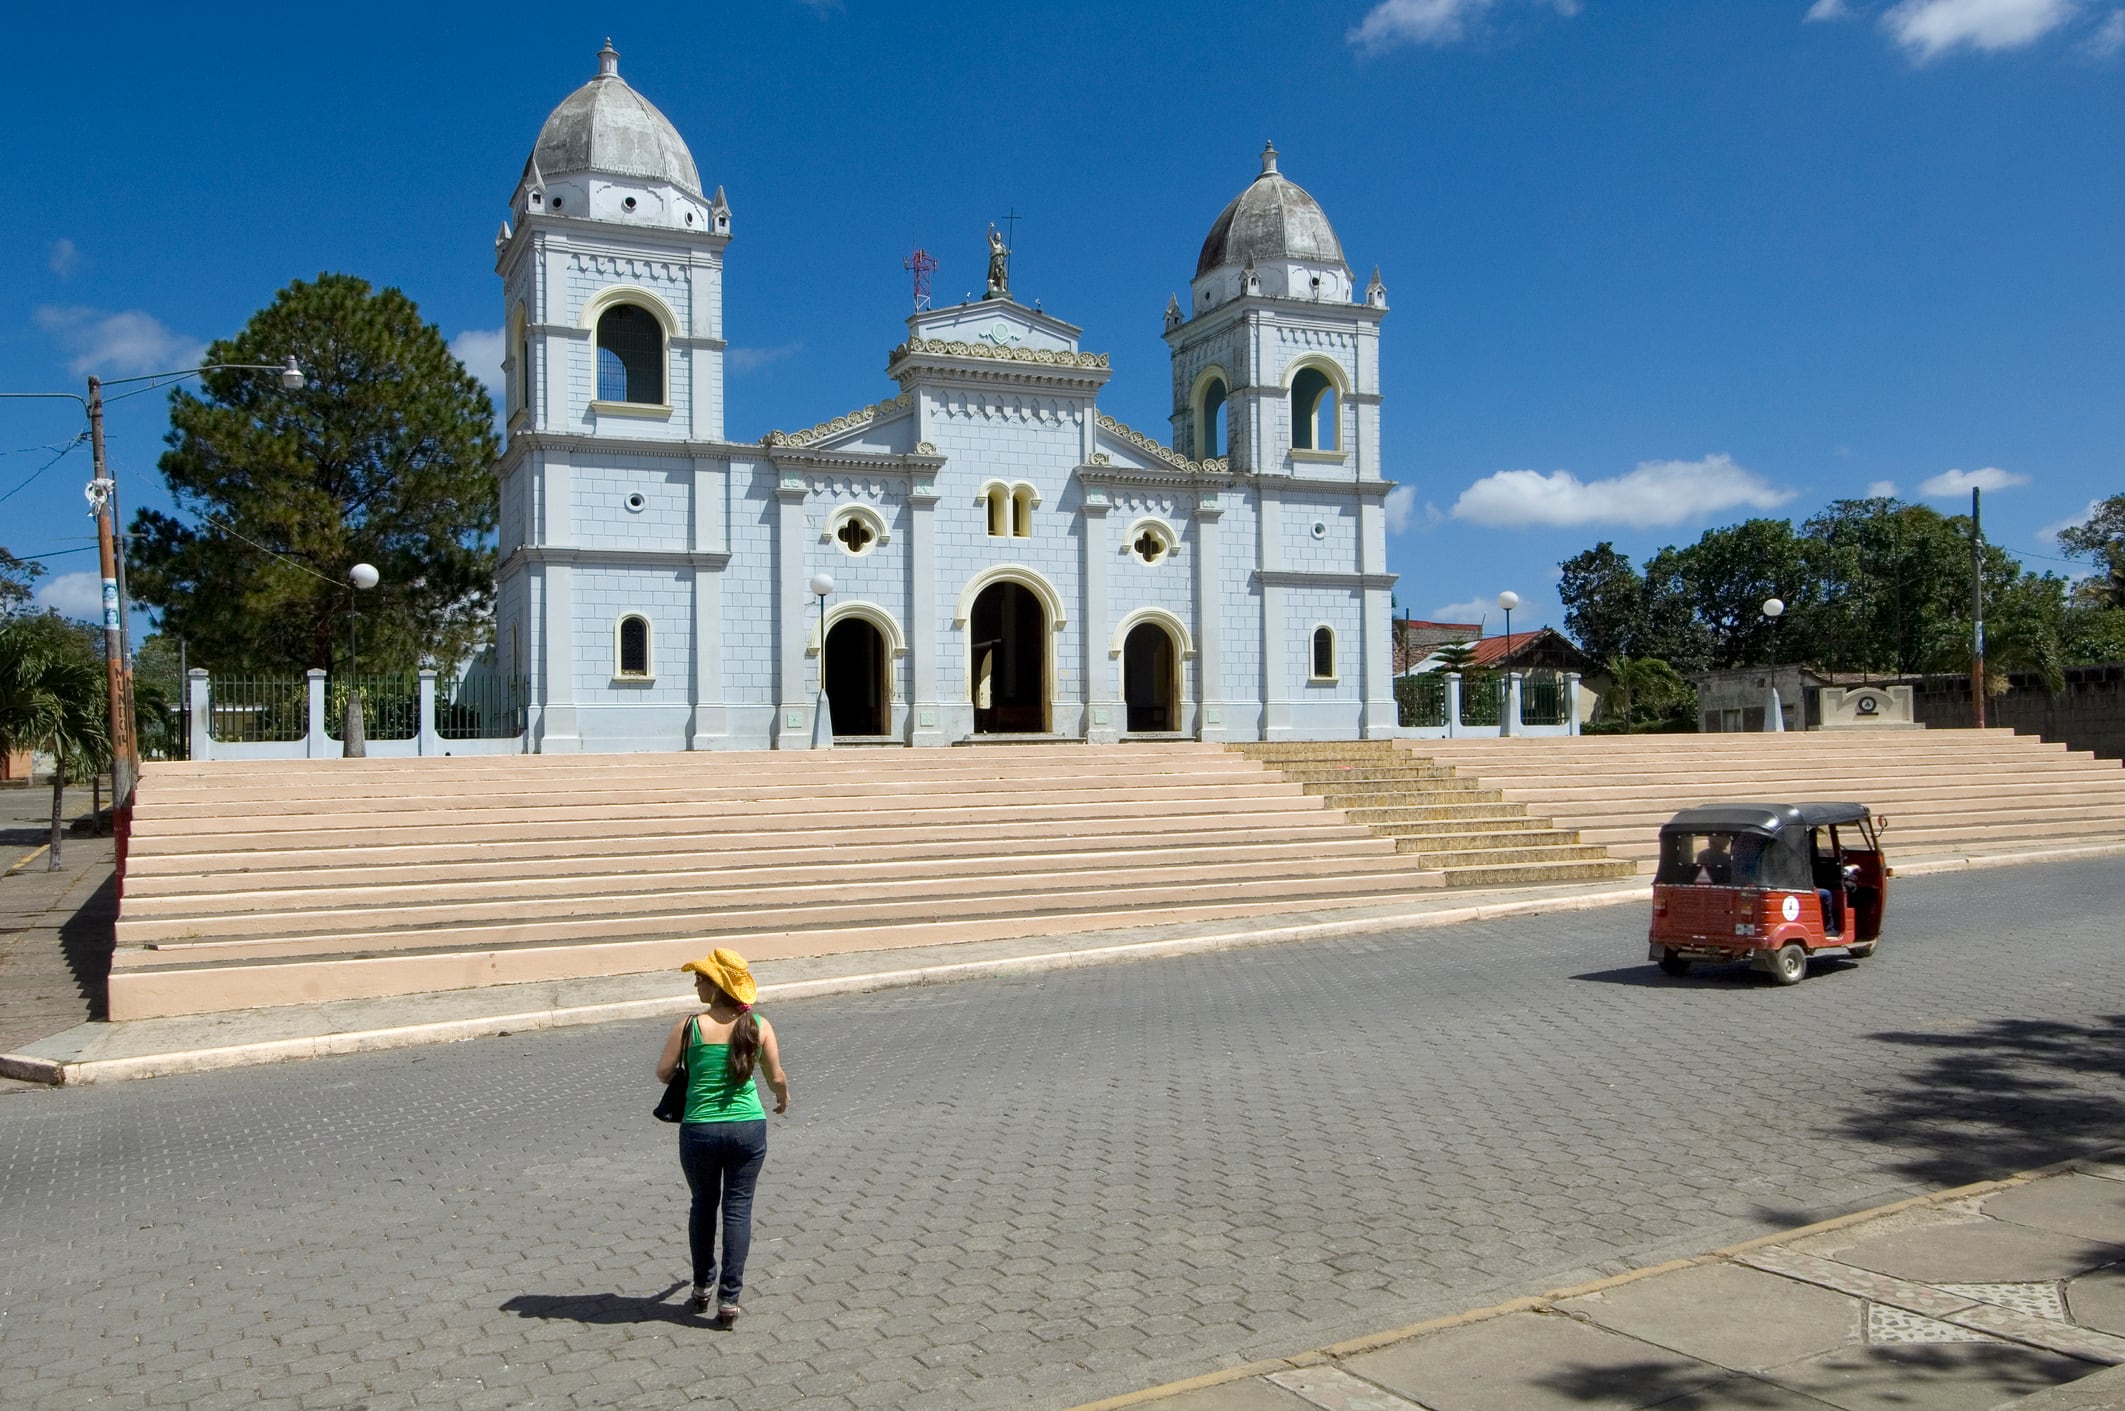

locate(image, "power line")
(0, 435), (88, 508)
(194, 513), (345, 588)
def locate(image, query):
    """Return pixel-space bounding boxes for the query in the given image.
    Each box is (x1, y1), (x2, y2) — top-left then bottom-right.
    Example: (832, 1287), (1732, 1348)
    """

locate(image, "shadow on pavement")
(1571, 957), (1862, 988)
(1839, 1013), (2125, 1186)
(61, 873), (116, 1022)
(1529, 1361), (1790, 1406)
(501, 1282), (703, 1328)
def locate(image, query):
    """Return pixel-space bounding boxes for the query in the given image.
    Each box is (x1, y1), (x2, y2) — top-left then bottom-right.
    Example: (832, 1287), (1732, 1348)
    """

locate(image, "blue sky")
(4, 0), (2120, 639)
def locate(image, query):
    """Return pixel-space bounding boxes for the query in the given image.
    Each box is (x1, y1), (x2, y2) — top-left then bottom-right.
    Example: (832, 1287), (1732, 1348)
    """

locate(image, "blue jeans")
(679, 1120), (767, 1300)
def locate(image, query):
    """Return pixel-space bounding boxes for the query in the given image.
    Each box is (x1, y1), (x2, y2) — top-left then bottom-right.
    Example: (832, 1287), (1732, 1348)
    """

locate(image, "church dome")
(526, 41), (701, 198)
(1195, 143), (1346, 278)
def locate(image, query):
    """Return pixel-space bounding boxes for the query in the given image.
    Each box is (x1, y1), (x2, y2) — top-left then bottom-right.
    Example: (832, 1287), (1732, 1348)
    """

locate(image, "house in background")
(1402, 625), (1605, 725)
(1392, 617), (1479, 674)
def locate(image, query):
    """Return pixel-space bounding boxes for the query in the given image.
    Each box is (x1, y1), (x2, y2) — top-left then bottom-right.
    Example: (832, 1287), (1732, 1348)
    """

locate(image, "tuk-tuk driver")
(1694, 835), (1732, 884)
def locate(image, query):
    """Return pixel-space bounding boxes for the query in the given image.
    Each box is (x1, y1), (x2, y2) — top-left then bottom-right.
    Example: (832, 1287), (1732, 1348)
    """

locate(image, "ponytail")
(725, 1004), (761, 1083)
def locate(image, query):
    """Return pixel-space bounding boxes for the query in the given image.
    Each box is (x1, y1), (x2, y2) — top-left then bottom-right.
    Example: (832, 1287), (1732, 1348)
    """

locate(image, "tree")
(127, 273), (500, 677)
(0, 616), (112, 869)
(1, 548), (44, 616)
(1598, 657), (1697, 734)
(2059, 494), (2125, 610)
(1558, 543), (1643, 665)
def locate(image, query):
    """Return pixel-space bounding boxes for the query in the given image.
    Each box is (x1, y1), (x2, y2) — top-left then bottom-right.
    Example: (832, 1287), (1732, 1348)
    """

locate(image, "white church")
(491, 43), (1398, 752)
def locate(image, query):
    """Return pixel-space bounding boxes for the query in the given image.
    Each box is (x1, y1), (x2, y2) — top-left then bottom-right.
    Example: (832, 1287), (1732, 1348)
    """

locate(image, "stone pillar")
(538, 563), (581, 752)
(1082, 491), (1120, 743)
(1566, 671), (1583, 736)
(772, 476), (811, 749)
(1445, 672), (1462, 738)
(1194, 493), (1225, 742)
(908, 478), (945, 746)
(417, 669), (441, 756)
(1503, 671), (1522, 737)
(186, 669), (212, 762)
(304, 669), (330, 759)
(1260, 494), (1290, 740)
(689, 452), (728, 750)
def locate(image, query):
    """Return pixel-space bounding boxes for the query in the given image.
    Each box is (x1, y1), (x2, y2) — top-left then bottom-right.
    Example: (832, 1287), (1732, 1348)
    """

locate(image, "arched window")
(1311, 626), (1336, 681)
(1199, 377), (1227, 460)
(595, 304), (664, 405)
(1291, 366), (1338, 452)
(1011, 485), (1035, 538)
(616, 614), (652, 678)
(986, 485), (1010, 537)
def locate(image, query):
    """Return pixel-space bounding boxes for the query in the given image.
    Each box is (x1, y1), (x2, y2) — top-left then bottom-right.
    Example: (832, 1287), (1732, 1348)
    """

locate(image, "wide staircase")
(1232, 742), (1639, 887)
(112, 745), (1466, 1020)
(1415, 729), (2125, 871)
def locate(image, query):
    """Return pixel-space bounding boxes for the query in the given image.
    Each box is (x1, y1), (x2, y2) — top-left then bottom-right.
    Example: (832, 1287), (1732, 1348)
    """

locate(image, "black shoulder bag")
(653, 1017), (695, 1123)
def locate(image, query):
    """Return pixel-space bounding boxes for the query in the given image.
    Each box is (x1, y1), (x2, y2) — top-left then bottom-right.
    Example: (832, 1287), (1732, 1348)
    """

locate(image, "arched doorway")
(969, 581), (1047, 733)
(824, 618), (888, 737)
(1122, 622), (1177, 733)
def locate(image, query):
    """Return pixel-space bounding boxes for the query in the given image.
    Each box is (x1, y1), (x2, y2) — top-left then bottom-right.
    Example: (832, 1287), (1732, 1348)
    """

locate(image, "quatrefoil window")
(836, 518), (875, 553)
(1134, 530), (1166, 564)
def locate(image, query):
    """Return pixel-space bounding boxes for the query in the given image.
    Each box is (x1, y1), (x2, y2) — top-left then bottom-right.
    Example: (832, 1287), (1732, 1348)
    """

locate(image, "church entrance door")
(824, 618), (888, 737)
(1122, 622), (1177, 733)
(970, 581), (1047, 733)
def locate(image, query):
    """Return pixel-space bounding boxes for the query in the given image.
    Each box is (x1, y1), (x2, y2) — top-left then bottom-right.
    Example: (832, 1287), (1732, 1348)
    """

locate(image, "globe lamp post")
(344, 563), (380, 757)
(1761, 596), (1786, 733)
(810, 572), (835, 749)
(1495, 591), (1520, 735)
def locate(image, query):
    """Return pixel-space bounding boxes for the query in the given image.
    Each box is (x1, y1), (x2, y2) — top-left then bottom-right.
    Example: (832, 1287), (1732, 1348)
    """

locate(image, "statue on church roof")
(985, 224), (1010, 300)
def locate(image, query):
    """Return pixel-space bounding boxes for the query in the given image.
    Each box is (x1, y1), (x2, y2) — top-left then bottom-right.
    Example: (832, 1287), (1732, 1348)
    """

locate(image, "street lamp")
(344, 563), (380, 757)
(1496, 590), (1519, 644)
(1761, 596), (1786, 733)
(1495, 591), (1520, 736)
(810, 572), (835, 749)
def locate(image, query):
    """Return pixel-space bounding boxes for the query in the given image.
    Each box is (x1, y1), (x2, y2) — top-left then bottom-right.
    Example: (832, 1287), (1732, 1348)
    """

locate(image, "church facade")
(491, 44), (1398, 752)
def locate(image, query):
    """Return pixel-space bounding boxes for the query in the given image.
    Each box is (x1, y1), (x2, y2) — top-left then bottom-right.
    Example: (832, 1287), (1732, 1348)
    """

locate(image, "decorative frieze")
(764, 392), (914, 448)
(890, 338), (1110, 370)
(1095, 413), (1230, 475)
(567, 253), (685, 284)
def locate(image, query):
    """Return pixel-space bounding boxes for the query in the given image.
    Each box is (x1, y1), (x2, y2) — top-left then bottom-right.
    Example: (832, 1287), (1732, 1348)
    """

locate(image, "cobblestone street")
(4, 858), (2123, 1411)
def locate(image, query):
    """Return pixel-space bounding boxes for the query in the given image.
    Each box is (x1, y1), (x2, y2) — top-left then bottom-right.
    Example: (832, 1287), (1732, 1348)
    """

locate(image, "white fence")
(185, 669), (527, 761)
(1397, 671), (1583, 739)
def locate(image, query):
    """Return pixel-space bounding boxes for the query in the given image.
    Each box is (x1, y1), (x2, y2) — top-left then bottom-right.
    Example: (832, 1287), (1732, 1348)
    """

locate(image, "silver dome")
(1196, 143), (1346, 278)
(527, 41), (701, 198)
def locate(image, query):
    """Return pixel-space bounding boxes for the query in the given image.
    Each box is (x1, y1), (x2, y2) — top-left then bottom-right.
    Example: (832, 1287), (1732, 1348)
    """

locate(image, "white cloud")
(1449, 453), (1793, 528)
(2085, 8), (2125, 54)
(1385, 485), (1417, 533)
(1882, 0), (2077, 61)
(47, 239), (80, 278)
(1866, 479), (1899, 498)
(728, 342), (804, 374)
(1918, 465), (2029, 496)
(1347, 0), (1578, 53)
(33, 571), (104, 623)
(34, 306), (206, 378)
(450, 327), (506, 394)
(2038, 500), (2100, 543)
(1430, 597), (1495, 626)
(1806, 0), (1857, 19)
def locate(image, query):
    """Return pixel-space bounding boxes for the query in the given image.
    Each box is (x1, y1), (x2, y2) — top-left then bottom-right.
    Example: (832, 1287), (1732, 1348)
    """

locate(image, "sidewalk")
(5, 835), (2125, 1087)
(0, 784), (113, 1055)
(1082, 1153), (2125, 1411)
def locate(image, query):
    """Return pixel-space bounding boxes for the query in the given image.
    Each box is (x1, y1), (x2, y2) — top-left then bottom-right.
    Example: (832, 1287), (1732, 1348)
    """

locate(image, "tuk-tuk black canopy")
(1655, 802), (1871, 889)
(1660, 802), (1871, 838)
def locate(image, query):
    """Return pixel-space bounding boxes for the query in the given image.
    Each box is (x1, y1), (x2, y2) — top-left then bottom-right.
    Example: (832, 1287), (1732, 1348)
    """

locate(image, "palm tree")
(0, 620), (112, 869)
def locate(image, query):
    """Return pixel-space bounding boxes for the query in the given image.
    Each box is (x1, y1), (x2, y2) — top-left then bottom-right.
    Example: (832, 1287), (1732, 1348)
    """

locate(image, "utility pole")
(1970, 486), (1986, 730)
(86, 377), (134, 808)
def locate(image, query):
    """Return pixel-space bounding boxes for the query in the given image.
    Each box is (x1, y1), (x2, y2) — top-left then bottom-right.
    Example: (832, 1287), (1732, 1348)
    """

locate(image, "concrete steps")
(1410, 730), (2125, 868)
(1231, 742), (1640, 888)
(111, 744), (1454, 1019)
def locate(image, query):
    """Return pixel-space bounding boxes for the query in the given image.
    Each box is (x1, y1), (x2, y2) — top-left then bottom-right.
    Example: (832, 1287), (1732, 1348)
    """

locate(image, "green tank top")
(683, 1015), (766, 1124)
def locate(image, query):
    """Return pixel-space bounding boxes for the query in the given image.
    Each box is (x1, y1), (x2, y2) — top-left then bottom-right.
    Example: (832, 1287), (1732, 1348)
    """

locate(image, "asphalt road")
(3, 857), (2123, 1411)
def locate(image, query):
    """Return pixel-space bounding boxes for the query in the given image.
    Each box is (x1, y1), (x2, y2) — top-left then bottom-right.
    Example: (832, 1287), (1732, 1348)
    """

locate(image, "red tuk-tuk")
(1648, 802), (1889, 985)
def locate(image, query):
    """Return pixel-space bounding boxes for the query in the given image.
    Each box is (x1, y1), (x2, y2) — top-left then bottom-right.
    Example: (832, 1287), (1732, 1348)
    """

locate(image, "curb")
(7, 839), (2119, 1088)
(1, 883), (1650, 1086)
(1061, 1143), (2125, 1411)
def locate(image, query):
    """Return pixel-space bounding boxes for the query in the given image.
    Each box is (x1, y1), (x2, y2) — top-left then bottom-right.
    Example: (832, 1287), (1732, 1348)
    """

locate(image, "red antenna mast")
(904, 247), (938, 312)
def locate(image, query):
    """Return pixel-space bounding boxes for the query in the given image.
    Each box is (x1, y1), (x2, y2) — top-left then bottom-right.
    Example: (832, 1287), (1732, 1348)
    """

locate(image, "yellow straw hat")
(681, 948), (758, 1005)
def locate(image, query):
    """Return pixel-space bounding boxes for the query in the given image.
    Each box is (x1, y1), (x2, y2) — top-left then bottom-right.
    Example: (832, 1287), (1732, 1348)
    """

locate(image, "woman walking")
(654, 949), (791, 1322)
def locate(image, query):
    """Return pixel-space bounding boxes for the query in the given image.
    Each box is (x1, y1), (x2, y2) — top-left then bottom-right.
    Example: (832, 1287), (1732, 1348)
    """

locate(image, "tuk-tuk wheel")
(1770, 943), (1809, 986)
(1658, 950), (1692, 976)
(1847, 941), (1878, 959)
